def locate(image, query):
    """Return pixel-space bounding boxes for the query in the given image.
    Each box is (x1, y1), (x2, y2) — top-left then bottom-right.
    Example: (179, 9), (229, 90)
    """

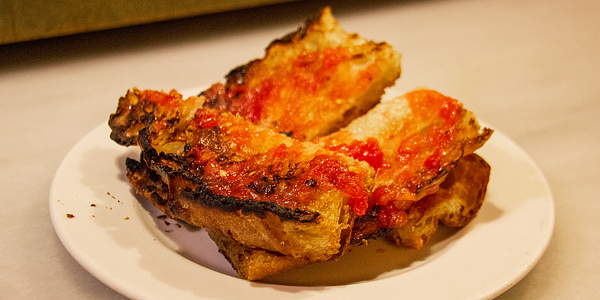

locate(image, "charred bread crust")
(218, 7), (339, 90)
(109, 88), (203, 148)
(136, 131), (322, 224)
(126, 153), (318, 223)
(206, 153), (491, 280)
(125, 152), (343, 261)
(351, 207), (392, 242)
(130, 115), (368, 260)
(271, 8), (321, 46)
(389, 153), (491, 248)
(108, 89), (162, 147)
(169, 190), (353, 260)
(125, 157), (170, 207)
(179, 185), (320, 223)
(201, 7), (401, 141)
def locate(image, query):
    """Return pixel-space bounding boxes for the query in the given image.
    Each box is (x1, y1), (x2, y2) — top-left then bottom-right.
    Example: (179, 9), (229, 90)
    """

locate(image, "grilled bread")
(117, 88), (492, 280)
(108, 7), (493, 281)
(319, 89), (493, 239)
(201, 7), (401, 141)
(115, 89), (375, 261)
(125, 149), (316, 280)
(109, 8), (402, 262)
(109, 8), (400, 147)
(204, 153), (490, 280)
(199, 88), (492, 281)
(390, 153), (491, 248)
(207, 228), (315, 280)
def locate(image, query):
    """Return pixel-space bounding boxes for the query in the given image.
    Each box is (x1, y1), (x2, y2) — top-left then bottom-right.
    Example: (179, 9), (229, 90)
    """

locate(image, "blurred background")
(1, 0), (303, 45)
(1, 0), (599, 299)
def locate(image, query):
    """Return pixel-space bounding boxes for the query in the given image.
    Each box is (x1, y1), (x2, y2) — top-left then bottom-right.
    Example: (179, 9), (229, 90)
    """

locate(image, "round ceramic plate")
(50, 115), (554, 300)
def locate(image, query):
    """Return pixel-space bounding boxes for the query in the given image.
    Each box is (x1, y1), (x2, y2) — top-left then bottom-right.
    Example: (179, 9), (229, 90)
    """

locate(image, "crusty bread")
(117, 89), (375, 261)
(318, 89), (493, 238)
(109, 7), (402, 263)
(205, 153), (491, 280)
(108, 7), (493, 281)
(109, 7), (402, 146)
(113, 87), (493, 278)
(207, 229), (314, 281)
(201, 87), (493, 280)
(201, 7), (401, 141)
(125, 152), (316, 280)
(390, 153), (491, 248)
(109, 89), (205, 147)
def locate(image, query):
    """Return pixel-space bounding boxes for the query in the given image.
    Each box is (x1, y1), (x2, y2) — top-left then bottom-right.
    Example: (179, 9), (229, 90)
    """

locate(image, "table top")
(1, 0), (599, 299)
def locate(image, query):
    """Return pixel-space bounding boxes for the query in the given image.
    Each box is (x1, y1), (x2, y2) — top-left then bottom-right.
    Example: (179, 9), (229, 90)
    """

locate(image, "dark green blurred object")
(0, 0), (295, 44)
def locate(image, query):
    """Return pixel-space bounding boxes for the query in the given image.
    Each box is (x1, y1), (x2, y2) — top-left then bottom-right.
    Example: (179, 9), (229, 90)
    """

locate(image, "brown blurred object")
(0, 0), (297, 45)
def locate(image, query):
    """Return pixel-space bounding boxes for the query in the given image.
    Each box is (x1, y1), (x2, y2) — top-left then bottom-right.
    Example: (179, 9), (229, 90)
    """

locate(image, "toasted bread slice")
(201, 7), (401, 141)
(116, 89), (375, 261)
(125, 153), (315, 280)
(108, 7), (494, 281)
(109, 9), (400, 147)
(111, 87), (492, 278)
(108, 7), (402, 262)
(208, 153), (491, 280)
(317, 89), (493, 237)
(389, 153), (491, 248)
(115, 87), (492, 276)
(205, 87), (493, 280)
(207, 229), (314, 281)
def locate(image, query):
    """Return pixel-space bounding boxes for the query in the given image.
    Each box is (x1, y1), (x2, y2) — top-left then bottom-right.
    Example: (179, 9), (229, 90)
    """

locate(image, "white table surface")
(1, 0), (599, 299)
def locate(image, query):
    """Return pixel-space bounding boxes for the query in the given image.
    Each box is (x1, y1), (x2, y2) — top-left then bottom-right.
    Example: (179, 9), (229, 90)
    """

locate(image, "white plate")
(50, 117), (554, 300)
